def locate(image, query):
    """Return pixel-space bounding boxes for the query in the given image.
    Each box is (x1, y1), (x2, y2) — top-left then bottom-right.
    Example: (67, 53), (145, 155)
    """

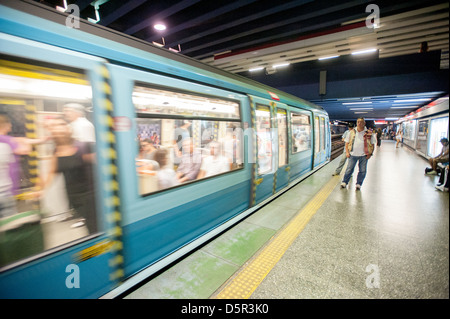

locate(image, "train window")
(133, 85), (243, 196)
(255, 105), (273, 175)
(133, 86), (240, 120)
(0, 57), (98, 268)
(314, 116), (320, 153)
(277, 109), (288, 167)
(320, 117), (325, 151)
(291, 112), (311, 153)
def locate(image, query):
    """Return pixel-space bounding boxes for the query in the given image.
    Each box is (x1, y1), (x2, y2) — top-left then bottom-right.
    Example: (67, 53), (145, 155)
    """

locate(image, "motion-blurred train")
(0, 1), (331, 298)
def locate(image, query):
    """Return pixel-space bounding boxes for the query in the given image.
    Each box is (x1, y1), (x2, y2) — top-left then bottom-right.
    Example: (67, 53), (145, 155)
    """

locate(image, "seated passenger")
(427, 138), (449, 175)
(154, 148), (179, 190)
(197, 141), (230, 179)
(435, 164), (449, 192)
(176, 138), (202, 183)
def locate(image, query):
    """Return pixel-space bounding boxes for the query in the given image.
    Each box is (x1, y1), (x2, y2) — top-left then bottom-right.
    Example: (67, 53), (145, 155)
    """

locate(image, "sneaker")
(355, 184), (361, 190)
(435, 184), (449, 192)
(340, 182), (347, 188)
(426, 170), (438, 175)
(332, 172), (340, 176)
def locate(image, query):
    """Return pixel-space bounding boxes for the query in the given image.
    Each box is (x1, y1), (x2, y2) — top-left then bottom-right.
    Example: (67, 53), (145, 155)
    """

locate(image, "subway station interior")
(0, 0), (448, 303)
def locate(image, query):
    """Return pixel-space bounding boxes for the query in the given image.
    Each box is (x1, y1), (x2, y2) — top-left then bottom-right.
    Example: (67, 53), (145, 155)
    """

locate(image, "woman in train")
(40, 117), (97, 233)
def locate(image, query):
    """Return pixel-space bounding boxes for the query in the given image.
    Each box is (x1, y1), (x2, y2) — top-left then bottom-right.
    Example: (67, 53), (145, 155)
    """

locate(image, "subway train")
(0, 1), (331, 298)
(394, 95), (449, 160)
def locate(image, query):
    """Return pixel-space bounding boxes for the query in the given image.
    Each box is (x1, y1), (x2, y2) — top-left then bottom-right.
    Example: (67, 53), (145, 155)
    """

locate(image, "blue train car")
(0, 0), (330, 298)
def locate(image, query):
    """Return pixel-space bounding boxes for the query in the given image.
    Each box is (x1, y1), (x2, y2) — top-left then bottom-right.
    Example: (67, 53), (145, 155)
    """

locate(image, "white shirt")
(345, 128), (377, 157)
(70, 117), (96, 142)
(200, 155), (230, 177)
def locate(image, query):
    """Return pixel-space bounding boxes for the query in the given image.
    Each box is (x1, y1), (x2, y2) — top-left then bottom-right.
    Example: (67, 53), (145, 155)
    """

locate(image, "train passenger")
(63, 103), (96, 143)
(176, 138), (202, 183)
(395, 129), (403, 148)
(427, 137), (449, 175)
(40, 118), (97, 233)
(139, 138), (157, 160)
(376, 128), (382, 147)
(153, 148), (179, 190)
(197, 141), (230, 179)
(0, 114), (48, 196)
(435, 165), (449, 192)
(341, 117), (377, 190)
(173, 120), (191, 163)
(332, 122), (354, 176)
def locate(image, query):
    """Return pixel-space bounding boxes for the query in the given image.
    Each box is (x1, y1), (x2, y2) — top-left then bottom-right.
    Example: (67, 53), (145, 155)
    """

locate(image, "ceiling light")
(343, 102), (372, 105)
(352, 48), (377, 55)
(249, 67), (264, 72)
(393, 99), (431, 103)
(390, 106), (417, 109)
(154, 23), (166, 31)
(385, 117), (399, 120)
(318, 55), (339, 61)
(354, 111), (368, 114)
(273, 63), (290, 68)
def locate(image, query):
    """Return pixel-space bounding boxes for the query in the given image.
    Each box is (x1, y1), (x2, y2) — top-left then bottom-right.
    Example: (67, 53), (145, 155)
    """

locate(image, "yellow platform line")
(214, 176), (341, 299)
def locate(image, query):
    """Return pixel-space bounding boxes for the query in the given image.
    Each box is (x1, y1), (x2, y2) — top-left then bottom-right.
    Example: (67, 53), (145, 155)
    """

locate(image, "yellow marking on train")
(0, 99), (26, 105)
(214, 176), (341, 299)
(73, 240), (113, 263)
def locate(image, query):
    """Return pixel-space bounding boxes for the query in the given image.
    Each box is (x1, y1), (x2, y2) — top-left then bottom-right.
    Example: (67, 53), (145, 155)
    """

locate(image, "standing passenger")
(332, 122), (354, 176)
(63, 103), (96, 143)
(197, 141), (230, 179)
(176, 138), (202, 183)
(341, 117), (377, 190)
(376, 128), (382, 147)
(395, 129), (403, 148)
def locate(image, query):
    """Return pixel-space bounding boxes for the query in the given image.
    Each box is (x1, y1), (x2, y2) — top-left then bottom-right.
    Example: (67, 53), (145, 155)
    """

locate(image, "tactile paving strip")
(214, 176), (341, 299)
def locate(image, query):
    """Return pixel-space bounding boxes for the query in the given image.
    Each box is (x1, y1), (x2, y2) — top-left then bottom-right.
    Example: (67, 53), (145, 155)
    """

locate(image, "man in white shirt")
(197, 141), (230, 179)
(341, 117), (377, 190)
(63, 103), (96, 143)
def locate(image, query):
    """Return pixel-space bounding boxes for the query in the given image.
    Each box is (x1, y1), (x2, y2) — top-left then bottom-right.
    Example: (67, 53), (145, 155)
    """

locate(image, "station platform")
(122, 140), (449, 299)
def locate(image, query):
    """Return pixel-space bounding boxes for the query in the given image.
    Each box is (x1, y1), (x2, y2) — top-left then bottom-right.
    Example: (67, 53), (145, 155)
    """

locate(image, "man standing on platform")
(340, 117), (377, 190)
(332, 122), (354, 176)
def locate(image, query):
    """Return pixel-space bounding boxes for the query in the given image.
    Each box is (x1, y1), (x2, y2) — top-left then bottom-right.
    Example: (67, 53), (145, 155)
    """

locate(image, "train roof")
(0, 0), (325, 113)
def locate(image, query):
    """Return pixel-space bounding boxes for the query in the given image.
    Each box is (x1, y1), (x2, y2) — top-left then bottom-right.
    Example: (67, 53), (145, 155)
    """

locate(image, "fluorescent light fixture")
(385, 117), (399, 120)
(154, 23), (166, 31)
(343, 102), (372, 105)
(273, 63), (290, 68)
(349, 108), (373, 110)
(354, 111), (368, 114)
(390, 106), (417, 109)
(393, 98), (431, 103)
(249, 67), (264, 72)
(352, 48), (377, 55)
(318, 55), (339, 61)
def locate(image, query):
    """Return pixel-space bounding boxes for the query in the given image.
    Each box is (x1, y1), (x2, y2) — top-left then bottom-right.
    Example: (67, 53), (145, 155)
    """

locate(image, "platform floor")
(123, 140), (449, 299)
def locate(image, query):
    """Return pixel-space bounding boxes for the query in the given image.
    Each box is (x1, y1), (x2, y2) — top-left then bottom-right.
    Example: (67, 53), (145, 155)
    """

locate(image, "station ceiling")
(33, 0), (449, 121)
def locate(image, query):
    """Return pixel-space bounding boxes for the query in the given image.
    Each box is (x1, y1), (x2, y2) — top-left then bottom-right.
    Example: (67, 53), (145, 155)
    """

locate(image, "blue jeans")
(342, 155), (368, 186)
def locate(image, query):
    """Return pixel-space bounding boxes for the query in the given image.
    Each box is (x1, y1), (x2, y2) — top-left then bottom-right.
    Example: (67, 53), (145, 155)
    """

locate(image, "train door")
(249, 96), (289, 204)
(313, 114), (327, 167)
(275, 108), (290, 191)
(0, 33), (116, 298)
